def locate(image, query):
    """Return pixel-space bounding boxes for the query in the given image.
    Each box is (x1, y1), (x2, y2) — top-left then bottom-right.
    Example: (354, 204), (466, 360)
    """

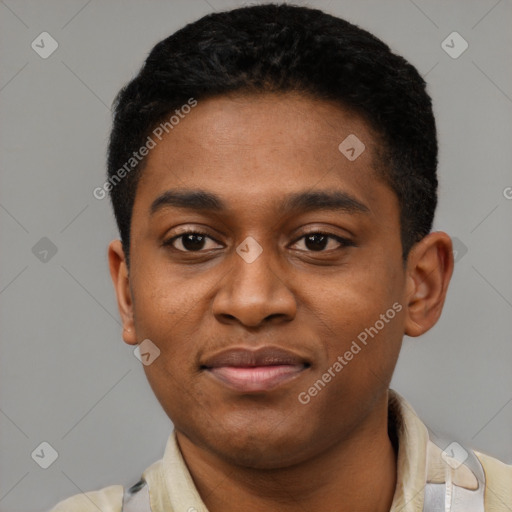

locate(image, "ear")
(404, 231), (454, 337)
(108, 239), (137, 345)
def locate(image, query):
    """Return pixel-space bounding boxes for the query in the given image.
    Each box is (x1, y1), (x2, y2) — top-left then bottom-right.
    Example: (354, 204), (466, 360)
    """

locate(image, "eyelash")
(162, 230), (354, 253)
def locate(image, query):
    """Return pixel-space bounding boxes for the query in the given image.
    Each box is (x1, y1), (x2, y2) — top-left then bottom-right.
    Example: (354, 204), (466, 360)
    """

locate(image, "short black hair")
(107, 3), (437, 267)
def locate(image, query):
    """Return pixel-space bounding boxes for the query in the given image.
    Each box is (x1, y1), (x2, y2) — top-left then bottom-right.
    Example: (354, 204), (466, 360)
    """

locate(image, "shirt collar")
(388, 389), (430, 511)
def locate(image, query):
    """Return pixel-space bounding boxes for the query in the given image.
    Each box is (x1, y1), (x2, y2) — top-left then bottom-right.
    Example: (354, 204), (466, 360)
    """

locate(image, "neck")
(176, 396), (398, 512)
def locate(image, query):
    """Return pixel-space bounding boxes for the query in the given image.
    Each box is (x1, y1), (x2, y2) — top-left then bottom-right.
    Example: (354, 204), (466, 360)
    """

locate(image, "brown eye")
(292, 232), (353, 252)
(304, 233), (329, 251)
(179, 233), (207, 251)
(164, 232), (222, 252)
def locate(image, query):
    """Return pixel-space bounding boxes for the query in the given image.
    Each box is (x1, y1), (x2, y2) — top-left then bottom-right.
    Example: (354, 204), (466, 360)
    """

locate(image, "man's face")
(120, 93), (408, 468)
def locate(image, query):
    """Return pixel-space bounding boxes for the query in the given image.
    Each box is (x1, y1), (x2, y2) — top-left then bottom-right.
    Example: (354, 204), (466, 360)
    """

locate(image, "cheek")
(131, 260), (203, 334)
(142, 361), (206, 437)
(304, 263), (404, 375)
(310, 262), (401, 330)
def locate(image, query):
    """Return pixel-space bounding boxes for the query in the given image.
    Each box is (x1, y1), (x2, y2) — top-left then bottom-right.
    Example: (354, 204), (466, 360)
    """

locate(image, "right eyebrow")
(150, 189), (226, 217)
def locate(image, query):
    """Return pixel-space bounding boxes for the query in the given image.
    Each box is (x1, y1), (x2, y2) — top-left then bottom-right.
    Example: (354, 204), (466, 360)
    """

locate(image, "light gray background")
(1, 0), (511, 510)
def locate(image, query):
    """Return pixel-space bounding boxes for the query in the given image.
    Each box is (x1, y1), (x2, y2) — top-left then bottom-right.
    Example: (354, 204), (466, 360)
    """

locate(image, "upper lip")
(201, 346), (310, 369)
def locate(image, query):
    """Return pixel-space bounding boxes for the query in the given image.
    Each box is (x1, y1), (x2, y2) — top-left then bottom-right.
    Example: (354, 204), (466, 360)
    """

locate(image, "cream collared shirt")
(48, 390), (512, 511)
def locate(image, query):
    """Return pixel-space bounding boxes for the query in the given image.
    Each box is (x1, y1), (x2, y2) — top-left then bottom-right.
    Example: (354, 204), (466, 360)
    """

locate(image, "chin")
(201, 419), (316, 469)
(216, 441), (308, 470)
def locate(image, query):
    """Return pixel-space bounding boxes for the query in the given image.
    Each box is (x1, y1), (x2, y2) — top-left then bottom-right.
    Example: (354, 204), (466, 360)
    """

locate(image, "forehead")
(132, 92), (394, 221)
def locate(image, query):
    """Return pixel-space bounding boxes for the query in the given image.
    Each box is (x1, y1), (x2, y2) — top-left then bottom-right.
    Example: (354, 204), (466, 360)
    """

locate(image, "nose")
(212, 242), (297, 328)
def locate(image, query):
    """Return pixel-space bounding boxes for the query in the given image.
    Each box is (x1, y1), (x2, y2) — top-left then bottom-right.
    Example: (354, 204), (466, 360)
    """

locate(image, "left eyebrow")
(281, 190), (370, 215)
(149, 188), (370, 217)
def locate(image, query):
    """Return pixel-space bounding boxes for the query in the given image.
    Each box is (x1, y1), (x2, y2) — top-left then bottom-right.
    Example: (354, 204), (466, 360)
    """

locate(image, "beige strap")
(424, 432), (485, 512)
(122, 479), (152, 512)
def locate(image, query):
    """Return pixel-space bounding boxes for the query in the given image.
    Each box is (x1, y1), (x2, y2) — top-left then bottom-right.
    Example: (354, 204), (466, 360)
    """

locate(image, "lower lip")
(207, 365), (306, 392)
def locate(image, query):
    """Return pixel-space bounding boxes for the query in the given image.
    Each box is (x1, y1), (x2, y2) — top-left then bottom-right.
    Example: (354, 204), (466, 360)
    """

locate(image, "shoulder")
(47, 484), (123, 512)
(474, 450), (512, 509)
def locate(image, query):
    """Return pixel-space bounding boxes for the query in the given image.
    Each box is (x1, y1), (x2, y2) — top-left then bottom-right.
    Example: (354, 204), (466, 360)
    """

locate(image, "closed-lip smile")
(201, 346), (310, 392)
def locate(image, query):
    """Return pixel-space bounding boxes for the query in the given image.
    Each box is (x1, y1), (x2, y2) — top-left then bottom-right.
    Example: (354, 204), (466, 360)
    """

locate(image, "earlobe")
(108, 240), (137, 345)
(404, 232), (454, 338)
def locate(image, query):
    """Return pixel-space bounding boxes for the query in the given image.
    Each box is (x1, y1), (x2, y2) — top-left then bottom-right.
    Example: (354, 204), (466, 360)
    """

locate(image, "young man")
(50, 4), (511, 511)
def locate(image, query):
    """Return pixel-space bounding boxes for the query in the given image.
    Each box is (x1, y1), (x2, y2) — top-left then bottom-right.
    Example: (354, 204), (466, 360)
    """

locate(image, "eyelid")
(162, 224), (222, 242)
(162, 228), (354, 253)
(163, 230), (222, 249)
(289, 230), (354, 250)
(290, 226), (354, 244)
